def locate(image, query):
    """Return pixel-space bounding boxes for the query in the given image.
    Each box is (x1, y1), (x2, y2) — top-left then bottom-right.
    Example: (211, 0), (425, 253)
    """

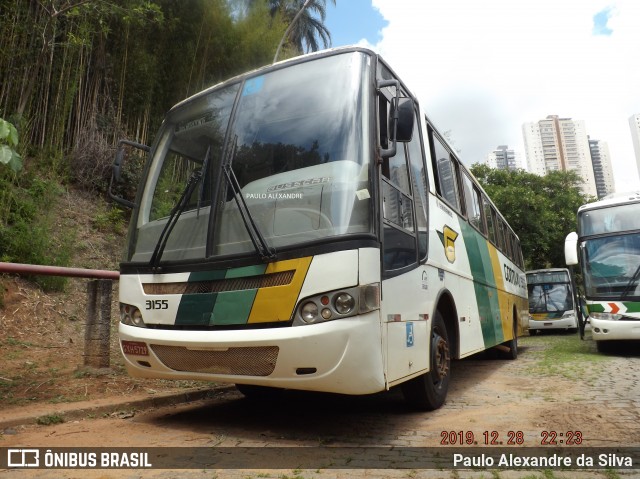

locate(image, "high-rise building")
(629, 113), (640, 179)
(486, 145), (522, 171)
(588, 138), (615, 199)
(522, 115), (598, 197)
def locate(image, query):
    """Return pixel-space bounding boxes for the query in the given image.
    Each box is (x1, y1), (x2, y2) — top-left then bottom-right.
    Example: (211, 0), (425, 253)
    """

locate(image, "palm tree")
(266, 0), (337, 54)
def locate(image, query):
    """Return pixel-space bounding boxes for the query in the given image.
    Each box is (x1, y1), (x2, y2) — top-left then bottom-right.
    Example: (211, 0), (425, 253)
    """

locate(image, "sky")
(324, 0), (640, 193)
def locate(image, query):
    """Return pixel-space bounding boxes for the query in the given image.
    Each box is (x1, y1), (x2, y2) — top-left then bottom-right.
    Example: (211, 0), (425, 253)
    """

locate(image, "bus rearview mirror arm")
(108, 139), (150, 209)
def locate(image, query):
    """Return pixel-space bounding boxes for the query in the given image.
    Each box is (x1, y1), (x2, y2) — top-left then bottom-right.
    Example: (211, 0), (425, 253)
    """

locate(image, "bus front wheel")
(401, 312), (451, 410)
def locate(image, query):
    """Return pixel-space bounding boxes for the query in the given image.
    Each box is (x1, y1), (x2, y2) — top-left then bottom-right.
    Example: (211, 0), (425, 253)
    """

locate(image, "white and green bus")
(110, 46), (529, 410)
(565, 192), (640, 352)
(526, 268), (578, 334)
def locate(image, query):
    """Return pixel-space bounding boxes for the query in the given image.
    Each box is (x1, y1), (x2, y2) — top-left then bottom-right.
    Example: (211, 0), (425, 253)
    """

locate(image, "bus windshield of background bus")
(527, 273), (573, 313)
(582, 232), (640, 299)
(132, 52), (372, 263)
(578, 203), (640, 299)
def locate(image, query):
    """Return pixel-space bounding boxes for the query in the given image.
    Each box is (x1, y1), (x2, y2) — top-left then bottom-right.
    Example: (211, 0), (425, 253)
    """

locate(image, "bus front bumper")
(590, 317), (640, 341)
(118, 313), (386, 395)
(529, 316), (577, 331)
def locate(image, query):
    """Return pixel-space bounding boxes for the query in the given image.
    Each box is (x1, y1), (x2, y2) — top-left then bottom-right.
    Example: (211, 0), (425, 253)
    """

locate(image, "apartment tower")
(522, 115), (598, 197)
(588, 138), (615, 199)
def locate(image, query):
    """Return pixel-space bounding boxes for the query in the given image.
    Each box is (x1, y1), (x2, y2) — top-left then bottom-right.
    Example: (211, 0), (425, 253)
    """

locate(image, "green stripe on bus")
(174, 270), (225, 326)
(459, 222), (499, 346)
(210, 265), (265, 326)
(588, 302), (640, 314)
(531, 311), (564, 320)
(174, 265), (267, 326)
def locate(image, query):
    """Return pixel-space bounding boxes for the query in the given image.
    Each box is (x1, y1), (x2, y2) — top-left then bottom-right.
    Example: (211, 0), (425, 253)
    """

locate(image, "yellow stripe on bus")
(247, 256), (313, 324)
(488, 245), (512, 342)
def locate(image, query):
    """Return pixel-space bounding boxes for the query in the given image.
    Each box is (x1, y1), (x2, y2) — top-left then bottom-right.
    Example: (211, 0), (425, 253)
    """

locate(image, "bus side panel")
(459, 221), (501, 346)
(425, 200), (487, 358)
(382, 267), (431, 383)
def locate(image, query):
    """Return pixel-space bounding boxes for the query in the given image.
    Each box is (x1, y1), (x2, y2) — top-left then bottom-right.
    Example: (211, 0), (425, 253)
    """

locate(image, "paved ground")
(2, 333), (640, 478)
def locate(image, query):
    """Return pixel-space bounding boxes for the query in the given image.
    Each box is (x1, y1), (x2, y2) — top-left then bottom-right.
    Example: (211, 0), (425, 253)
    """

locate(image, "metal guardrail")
(0, 262), (119, 280)
(0, 262), (120, 369)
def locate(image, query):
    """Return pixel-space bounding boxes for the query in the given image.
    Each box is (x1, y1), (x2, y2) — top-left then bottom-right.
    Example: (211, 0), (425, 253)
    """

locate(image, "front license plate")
(121, 340), (149, 356)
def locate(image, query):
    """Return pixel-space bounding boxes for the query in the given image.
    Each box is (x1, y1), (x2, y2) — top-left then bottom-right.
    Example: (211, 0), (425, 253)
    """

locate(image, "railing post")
(84, 279), (113, 368)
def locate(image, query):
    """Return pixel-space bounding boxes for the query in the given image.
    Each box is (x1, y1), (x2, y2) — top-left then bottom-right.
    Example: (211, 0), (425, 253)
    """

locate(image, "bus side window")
(482, 196), (497, 245)
(407, 111), (428, 261)
(431, 133), (461, 211)
(461, 172), (483, 233)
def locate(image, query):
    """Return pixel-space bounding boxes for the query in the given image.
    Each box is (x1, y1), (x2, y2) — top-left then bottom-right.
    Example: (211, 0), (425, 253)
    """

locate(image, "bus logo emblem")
(438, 226), (459, 263)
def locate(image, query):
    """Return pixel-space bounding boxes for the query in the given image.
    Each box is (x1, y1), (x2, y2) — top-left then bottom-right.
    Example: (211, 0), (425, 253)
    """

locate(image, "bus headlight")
(334, 293), (355, 314)
(294, 283), (380, 326)
(120, 303), (146, 328)
(590, 312), (623, 321)
(301, 301), (319, 323)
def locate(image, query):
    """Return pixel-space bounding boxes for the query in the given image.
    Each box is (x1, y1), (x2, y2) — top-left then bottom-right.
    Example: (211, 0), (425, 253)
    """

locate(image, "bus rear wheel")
(401, 312), (450, 410)
(501, 319), (518, 360)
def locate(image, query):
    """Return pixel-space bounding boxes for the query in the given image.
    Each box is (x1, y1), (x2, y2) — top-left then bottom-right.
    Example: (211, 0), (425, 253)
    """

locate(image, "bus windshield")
(527, 272), (573, 313)
(582, 232), (640, 299)
(131, 52), (373, 263)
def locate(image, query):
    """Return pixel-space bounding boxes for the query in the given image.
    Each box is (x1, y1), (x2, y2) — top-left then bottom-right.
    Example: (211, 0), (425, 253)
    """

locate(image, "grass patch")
(520, 332), (608, 383)
(36, 413), (65, 425)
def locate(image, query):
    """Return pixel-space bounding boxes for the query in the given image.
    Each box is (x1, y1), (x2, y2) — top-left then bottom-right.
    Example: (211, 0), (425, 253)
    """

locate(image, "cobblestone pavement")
(3, 334), (640, 478)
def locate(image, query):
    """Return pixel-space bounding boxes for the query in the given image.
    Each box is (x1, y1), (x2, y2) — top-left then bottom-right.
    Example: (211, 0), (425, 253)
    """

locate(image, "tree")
(470, 164), (592, 270)
(265, 0), (336, 54)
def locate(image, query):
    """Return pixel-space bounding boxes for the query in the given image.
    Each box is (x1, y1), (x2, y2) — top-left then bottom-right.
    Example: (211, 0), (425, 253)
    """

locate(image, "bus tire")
(401, 311), (450, 411)
(502, 320), (518, 360)
(596, 340), (613, 354)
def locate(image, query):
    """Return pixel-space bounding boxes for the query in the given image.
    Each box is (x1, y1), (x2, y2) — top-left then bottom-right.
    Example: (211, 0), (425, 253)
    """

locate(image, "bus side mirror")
(377, 79), (415, 158)
(564, 232), (578, 266)
(395, 97), (414, 143)
(108, 139), (150, 209)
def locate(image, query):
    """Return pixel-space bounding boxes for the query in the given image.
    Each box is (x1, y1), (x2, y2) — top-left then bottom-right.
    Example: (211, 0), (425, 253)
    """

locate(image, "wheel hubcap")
(433, 333), (450, 380)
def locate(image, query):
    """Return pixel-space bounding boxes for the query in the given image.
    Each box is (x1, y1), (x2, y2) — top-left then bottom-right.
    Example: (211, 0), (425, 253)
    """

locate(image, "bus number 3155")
(145, 300), (168, 310)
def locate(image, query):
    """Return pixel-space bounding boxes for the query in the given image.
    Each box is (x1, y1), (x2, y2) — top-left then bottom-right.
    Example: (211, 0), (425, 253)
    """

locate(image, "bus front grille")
(143, 270), (295, 295)
(150, 344), (278, 376)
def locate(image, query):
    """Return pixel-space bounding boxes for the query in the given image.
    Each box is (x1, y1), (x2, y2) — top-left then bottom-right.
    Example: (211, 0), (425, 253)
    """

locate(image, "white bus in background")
(110, 46), (529, 410)
(526, 268), (578, 334)
(565, 192), (640, 352)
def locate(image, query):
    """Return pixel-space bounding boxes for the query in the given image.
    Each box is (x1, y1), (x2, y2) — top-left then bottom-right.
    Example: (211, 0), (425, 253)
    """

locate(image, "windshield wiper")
(222, 162), (276, 262)
(196, 145), (211, 217)
(149, 148), (209, 270)
(621, 264), (640, 299)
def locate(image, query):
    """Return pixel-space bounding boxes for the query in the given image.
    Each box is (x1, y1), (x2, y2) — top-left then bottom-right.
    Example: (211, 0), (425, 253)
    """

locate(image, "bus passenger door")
(376, 71), (431, 383)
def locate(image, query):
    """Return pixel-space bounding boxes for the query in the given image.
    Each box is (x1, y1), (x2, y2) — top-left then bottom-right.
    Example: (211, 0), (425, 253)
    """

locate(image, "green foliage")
(0, 118), (23, 173)
(0, 174), (72, 291)
(93, 206), (128, 234)
(36, 413), (65, 426)
(470, 164), (591, 270)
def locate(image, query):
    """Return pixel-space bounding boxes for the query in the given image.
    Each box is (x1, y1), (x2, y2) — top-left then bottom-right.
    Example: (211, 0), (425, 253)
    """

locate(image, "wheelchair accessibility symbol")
(406, 322), (414, 347)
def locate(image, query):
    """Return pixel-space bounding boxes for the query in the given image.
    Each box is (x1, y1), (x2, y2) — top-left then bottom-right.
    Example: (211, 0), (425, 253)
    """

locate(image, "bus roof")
(577, 191), (640, 214)
(526, 268), (570, 275)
